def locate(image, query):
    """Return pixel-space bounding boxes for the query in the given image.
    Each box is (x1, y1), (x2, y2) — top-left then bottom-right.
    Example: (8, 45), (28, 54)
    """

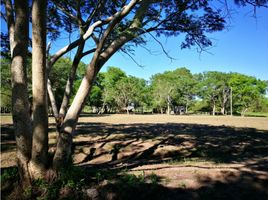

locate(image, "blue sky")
(99, 5), (268, 81)
(1, 3), (267, 81)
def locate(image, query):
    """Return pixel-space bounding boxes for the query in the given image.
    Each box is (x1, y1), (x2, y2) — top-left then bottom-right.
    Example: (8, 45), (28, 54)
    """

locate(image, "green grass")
(244, 112), (268, 117)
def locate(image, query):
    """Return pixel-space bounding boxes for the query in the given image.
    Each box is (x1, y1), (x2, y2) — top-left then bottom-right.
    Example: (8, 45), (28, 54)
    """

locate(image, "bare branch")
(0, 11), (7, 21)
(120, 48), (145, 68)
(81, 48), (96, 58)
(49, 6), (130, 67)
(139, 44), (162, 56)
(85, 0), (102, 26)
(138, 28), (175, 62)
(55, 4), (78, 22)
(89, 0), (139, 68)
(91, 33), (99, 45)
(4, 0), (15, 56)
(46, 41), (52, 57)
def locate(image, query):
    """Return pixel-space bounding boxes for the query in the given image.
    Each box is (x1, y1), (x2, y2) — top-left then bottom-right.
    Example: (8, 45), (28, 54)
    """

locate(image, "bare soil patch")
(1, 114), (268, 199)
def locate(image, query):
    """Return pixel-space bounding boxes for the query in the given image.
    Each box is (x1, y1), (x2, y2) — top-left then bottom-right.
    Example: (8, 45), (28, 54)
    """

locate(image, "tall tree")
(229, 73), (267, 116)
(198, 72), (224, 115)
(30, 0), (48, 178)
(4, 0), (32, 184)
(2, 0), (267, 185)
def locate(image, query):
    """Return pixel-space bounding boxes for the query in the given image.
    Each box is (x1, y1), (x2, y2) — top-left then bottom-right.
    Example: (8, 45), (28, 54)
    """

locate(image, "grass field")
(1, 114), (268, 199)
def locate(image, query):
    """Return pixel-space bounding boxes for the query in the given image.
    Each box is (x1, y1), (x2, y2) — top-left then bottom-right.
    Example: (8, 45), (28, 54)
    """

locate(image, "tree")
(4, 0), (33, 184)
(198, 71), (229, 115)
(3, 0), (267, 185)
(151, 71), (176, 114)
(113, 76), (148, 114)
(229, 73), (267, 116)
(101, 67), (127, 113)
(172, 68), (197, 113)
(151, 68), (197, 114)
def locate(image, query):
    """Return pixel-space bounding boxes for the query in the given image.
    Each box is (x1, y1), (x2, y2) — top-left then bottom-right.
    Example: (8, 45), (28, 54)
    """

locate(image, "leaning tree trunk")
(53, 0), (145, 169)
(6, 0), (32, 185)
(59, 41), (85, 117)
(29, 0), (48, 179)
(53, 64), (99, 169)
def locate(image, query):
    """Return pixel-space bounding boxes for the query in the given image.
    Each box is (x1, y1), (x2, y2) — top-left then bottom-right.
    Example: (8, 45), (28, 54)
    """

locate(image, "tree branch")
(81, 48), (96, 58)
(4, 0), (15, 56)
(120, 48), (145, 68)
(84, 0), (102, 26)
(55, 4), (78, 22)
(48, 6), (129, 67)
(0, 11), (7, 21)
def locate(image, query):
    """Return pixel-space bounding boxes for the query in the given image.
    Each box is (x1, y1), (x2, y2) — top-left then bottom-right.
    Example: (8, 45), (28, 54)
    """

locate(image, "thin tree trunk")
(53, 0), (143, 169)
(59, 41), (85, 117)
(47, 79), (59, 118)
(6, 0), (32, 185)
(221, 107), (225, 115)
(241, 108), (248, 117)
(30, 0), (48, 179)
(53, 64), (98, 169)
(167, 95), (171, 115)
(212, 102), (216, 116)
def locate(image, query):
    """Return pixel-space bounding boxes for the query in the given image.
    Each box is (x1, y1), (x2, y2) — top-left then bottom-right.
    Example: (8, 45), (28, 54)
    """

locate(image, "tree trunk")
(167, 95), (171, 115)
(53, 0), (143, 169)
(47, 78), (59, 118)
(7, 0), (32, 185)
(221, 107), (225, 115)
(59, 41), (85, 117)
(53, 64), (98, 169)
(30, 0), (48, 179)
(212, 103), (216, 116)
(241, 108), (248, 117)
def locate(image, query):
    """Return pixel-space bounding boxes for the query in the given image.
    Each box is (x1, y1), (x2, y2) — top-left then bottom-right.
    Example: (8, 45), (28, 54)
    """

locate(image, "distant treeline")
(1, 58), (267, 116)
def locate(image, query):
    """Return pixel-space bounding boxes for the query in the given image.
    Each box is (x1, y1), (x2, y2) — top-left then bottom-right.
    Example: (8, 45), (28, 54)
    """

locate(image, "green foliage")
(20, 166), (86, 200)
(0, 59), (12, 111)
(85, 66), (267, 115)
(150, 67), (197, 113)
(0, 168), (18, 184)
(229, 73), (267, 115)
(120, 173), (146, 187)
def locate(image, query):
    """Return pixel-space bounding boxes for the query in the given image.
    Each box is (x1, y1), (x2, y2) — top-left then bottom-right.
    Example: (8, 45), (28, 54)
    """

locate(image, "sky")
(1, 2), (267, 81)
(98, 5), (268, 81)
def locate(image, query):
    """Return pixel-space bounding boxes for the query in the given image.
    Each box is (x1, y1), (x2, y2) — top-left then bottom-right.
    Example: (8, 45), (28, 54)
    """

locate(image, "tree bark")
(53, 64), (98, 169)
(30, 0), (48, 179)
(6, 0), (33, 185)
(221, 107), (225, 115)
(47, 78), (59, 118)
(59, 41), (85, 117)
(212, 103), (216, 116)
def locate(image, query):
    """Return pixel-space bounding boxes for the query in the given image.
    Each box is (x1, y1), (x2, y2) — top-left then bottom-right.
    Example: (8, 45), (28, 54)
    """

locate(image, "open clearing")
(1, 114), (268, 199)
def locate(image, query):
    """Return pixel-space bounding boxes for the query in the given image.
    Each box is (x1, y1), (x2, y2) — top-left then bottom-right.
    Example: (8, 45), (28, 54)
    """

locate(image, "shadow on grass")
(73, 122), (268, 166)
(1, 121), (268, 199)
(0, 125), (16, 152)
(95, 166), (268, 200)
